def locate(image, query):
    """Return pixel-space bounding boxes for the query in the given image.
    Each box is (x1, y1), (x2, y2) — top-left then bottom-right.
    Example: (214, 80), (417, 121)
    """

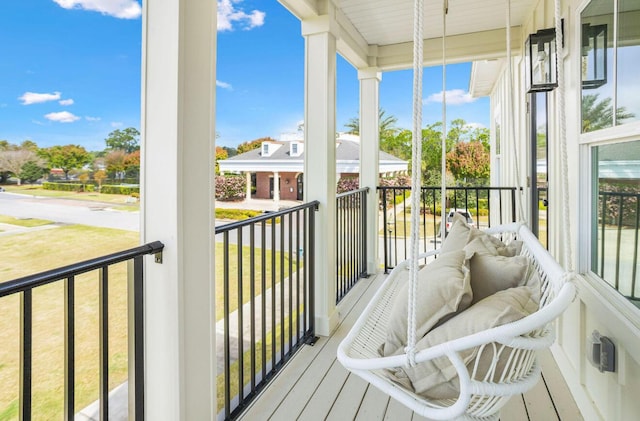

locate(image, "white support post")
(273, 171), (280, 202)
(246, 171), (252, 200)
(303, 12), (338, 336)
(140, 0), (216, 419)
(358, 68), (382, 275)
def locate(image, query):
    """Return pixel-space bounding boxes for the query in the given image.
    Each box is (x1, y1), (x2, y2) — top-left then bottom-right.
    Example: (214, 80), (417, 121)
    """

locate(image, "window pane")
(592, 140), (640, 303)
(617, 0), (640, 126)
(581, 1), (614, 133)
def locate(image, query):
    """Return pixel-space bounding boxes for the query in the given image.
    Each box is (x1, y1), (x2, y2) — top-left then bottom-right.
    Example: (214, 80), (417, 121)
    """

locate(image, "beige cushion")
(439, 212), (473, 254)
(465, 230), (522, 259)
(468, 254), (530, 304)
(397, 283), (540, 400)
(381, 250), (472, 357)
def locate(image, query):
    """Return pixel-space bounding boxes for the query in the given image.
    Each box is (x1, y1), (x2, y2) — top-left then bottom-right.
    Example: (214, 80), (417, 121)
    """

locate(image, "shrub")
(215, 208), (263, 221)
(337, 176), (359, 194)
(100, 185), (140, 195)
(215, 175), (246, 201)
(43, 182), (95, 192)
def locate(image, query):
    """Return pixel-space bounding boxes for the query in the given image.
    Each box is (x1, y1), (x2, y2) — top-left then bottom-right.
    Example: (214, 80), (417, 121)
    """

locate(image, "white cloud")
(464, 122), (486, 130)
(44, 111), (81, 123)
(111, 121), (123, 128)
(424, 89), (477, 105)
(32, 120), (45, 126)
(52, 0), (141, 19)
(59, 98), (74, 106)
(216, 80), (233, 90)
(19, 91), (61, 105)
(218, 0), (265, 32)
(85, 116), (101, 121)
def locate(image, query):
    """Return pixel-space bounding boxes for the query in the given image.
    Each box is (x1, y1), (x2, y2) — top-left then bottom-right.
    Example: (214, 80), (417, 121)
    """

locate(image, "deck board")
(326, 373), (369, 420)
(239, 274), (583, 421)
(354, 385), (390, 421)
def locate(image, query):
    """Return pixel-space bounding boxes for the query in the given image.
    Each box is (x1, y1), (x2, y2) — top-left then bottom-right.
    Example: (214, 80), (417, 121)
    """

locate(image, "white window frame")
(577, 0), (640, 327)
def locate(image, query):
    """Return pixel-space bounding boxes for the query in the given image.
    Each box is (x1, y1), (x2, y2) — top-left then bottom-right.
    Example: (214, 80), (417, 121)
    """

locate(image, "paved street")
(0, 192), (139, 231)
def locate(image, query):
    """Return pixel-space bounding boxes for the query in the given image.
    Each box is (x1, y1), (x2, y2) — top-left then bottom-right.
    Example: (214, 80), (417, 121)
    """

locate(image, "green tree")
(215, 146), (228, 175)
(94, 170), (107, 191)
(344, 108), (398, 141)
(18, 161), (46, 184)
(105, 150), (127, 178)
(582, 94), (634, 132)
(105, 127), (140, 153)
(237, 137), (276, 154)
(0, 148), (43, 185)
(446, 140), (490, 183)
(380, 129), (412, 161)
(40, 145), (92, 179)
(124, 150), (140, 178)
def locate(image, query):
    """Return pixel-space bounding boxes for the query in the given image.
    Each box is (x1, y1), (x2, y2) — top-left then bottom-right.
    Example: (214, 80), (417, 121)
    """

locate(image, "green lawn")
(0, 225), (138, 421)
(0, 215), (53, 228)
(0, 222), (296, 419)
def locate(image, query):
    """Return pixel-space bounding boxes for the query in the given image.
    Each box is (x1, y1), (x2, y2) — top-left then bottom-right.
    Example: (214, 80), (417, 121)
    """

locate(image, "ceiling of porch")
(279, 0), (535, 70)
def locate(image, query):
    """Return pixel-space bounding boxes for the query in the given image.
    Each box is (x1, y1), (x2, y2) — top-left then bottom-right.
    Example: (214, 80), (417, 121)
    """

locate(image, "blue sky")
(0, 0), (489, 151)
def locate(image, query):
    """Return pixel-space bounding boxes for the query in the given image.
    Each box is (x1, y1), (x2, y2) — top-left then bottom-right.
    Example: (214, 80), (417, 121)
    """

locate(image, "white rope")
(553, 0), (573, 270)
(505, 0), (525, 222)
(406, 0), (425, 367)
(440, 1), (448, 241)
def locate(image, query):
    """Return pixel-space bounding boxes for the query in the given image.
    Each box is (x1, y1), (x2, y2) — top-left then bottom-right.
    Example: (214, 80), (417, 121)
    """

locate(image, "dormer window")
(289, 142), (304, 157)
(262, 143), (269, 156)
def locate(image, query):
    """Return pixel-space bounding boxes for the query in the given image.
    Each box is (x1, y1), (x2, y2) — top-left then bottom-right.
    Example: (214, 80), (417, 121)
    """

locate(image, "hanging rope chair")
(337, 0), (576, 419)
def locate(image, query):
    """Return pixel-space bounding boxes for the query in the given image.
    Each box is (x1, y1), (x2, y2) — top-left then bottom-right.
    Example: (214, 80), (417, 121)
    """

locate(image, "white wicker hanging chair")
(337, 0), (576, 419)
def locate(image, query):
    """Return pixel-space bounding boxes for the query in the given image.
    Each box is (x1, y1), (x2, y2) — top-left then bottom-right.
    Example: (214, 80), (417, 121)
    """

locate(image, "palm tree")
(582, 93), (634, 132)
(344, 108), (398, 139)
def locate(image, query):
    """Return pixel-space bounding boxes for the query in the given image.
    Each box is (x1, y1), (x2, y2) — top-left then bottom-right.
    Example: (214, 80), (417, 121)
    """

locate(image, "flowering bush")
(336, 176), (359, 193)
(215, 175), (246, 201)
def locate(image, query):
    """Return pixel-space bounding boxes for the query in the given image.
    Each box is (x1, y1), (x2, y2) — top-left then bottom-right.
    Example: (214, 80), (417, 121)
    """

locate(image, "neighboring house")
(218, 133), (408, 201)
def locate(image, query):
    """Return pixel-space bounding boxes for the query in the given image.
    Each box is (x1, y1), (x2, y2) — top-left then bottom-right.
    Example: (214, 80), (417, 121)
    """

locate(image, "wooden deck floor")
(240, 273), (583, 421)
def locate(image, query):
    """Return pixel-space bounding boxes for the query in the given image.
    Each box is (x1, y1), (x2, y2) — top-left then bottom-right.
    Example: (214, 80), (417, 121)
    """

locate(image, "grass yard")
(0, 225), (138, 421)
(0, 215), (53, 228)
(214, 242), (298, 321)
(0, 221), (297, 419)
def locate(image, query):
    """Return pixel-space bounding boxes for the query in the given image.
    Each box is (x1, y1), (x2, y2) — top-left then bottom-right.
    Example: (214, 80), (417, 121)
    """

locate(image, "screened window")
(581, 0), (640, 306)
(591, 141), (640, 302)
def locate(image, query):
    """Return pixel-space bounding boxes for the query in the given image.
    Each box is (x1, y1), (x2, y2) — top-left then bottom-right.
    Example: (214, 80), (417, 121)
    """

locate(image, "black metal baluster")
(237, 227), (244, 402)
(280, 214), (285, 359)
(20, 289), (32, 421)
(133, 255), (145, 421)
(632, 198), (640, 299)
(223, 231), (231, 419)
(64, 276), (75, 421)
(288, 211), (293, 353)
(99, 266), (109, 421)
(250, 224), (256, 393)
(261, 220), (267, 383)
(271, 216), (276, 368)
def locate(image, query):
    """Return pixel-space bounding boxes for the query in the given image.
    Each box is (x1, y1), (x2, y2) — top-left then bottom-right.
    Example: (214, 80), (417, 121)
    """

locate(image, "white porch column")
(141, 0), (216, 419)
(358, 68), (382, 275)
(303, 12), (338, 336)
(273, 171), (280, 202)
(245, 171), (251, 200)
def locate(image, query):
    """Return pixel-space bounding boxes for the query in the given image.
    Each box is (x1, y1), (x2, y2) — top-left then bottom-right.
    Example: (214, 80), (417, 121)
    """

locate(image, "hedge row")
(100, 185), (140, 195)
(42, 182), (139, 195)
(43, 182), (95, 192)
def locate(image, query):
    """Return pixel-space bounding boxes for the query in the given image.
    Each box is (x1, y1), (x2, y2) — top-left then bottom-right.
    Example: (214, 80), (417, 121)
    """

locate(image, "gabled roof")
(219, 139), (407, 174)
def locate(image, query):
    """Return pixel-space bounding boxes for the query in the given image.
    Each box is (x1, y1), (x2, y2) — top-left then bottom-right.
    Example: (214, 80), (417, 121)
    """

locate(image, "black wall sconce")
(581, 23), (607, 89)
(525, 27), (559, 92)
